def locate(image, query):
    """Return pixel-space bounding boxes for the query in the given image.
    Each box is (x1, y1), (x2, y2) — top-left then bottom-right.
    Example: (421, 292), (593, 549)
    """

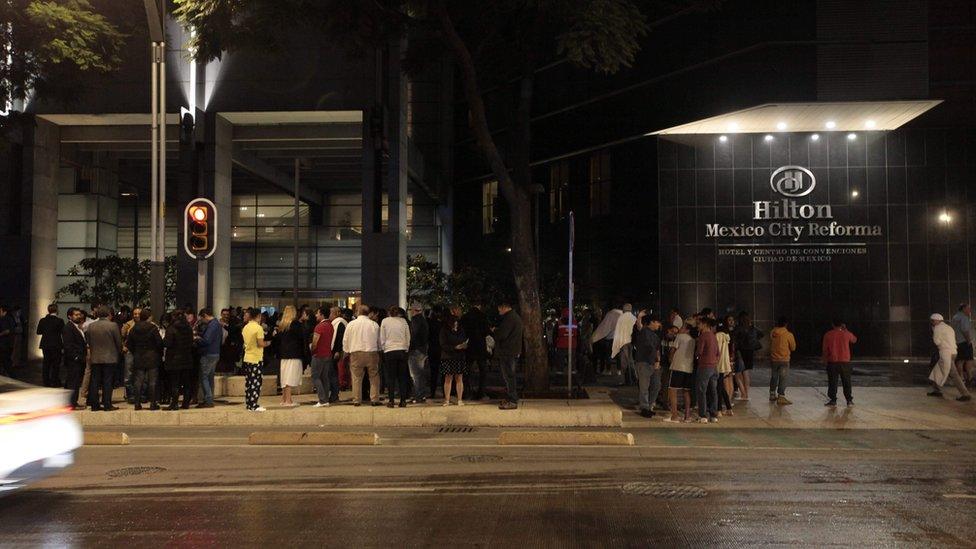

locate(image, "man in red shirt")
(822, 319), (858, 406)
(309, 307), (338, 407)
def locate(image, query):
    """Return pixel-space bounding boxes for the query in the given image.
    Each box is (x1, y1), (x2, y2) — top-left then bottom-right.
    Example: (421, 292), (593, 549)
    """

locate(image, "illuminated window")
(549, 161), (570, 223)
(588, 151), (611, 217)
(482, 180), (498, 234)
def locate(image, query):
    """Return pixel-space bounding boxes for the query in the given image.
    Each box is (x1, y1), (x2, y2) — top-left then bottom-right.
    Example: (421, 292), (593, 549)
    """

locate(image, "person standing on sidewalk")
(309, 307), (338, 407)
(460, 303), (490, 400)
(951, 304), (975, 387)
(343, 304), (381, 407)
(163, 310), (195, 410)
(666, 325), (695, 423)
(36, 304), (64, 388)
(128, 309), (162, 411)
(494, 300), (523, 410)
(62, 308), (88, 409)
(195, 309), (223, 408)
(928, 313), (972, 401)
(439, 314), (468, 406)
(274, 306), (306, 408)
(822, 319), (858, 407)
(380, 306), (411, 408)
(634, 314), (662, 418)
(242, 307), (271, 411)
(86, 306), (122, 411)
(694, 317), (720, 423)
(611, 304), (637, 384)
(768, 317), (796, 405)
(732, 312), (762, 402)
(407, 303), (430, 403)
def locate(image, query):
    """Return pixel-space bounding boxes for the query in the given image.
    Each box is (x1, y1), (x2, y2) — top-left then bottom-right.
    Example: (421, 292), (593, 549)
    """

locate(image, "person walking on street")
(241, 307), (271, 411)
(951, 304), (975, 386)
(163, 310), (195, 410)
(62, 308), (88, 409)
(343, 304), (381, 406)
(128, 309), (162, 410)
(732, 312), (761, 401)
(36, 304), (64, 388)
(634, 314), (662, 418)
(439, 313), (468, 406)
(822, 319), (858, 407)
(929, 313), (972, 401)
(86, 306), (122, 411)
(309, 307), (338, 407)
(274, 305), (305, 407)
(380, 306), (411, 408)
(407, 303), (430, 403)
(195, 309), (223, 408)
(494, 301), (523, 410)
(695, 317), (721, 423)
(769, 317), (796, 405)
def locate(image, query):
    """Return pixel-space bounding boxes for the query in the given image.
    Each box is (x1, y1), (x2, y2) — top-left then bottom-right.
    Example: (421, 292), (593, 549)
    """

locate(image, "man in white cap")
(928, 313), (971, 401)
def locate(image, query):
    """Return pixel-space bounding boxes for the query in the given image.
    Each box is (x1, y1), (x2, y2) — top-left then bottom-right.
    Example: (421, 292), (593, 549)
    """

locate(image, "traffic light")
(183, 197), (217, 259)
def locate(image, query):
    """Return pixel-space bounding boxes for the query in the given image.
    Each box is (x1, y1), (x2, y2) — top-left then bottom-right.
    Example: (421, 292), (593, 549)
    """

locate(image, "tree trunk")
(437, 5), (549, 390)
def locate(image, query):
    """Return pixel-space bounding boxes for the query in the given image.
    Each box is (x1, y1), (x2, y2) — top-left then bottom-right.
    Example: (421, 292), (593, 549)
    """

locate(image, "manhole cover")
(621, 482), (706, 498)
(451, 455), (503, 463)
(438, 426), (476, 433)
(107, 466), (167, 478)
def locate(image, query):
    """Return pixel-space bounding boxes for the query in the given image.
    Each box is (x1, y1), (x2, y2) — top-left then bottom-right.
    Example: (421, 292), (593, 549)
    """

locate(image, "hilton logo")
(770, 165), (816, 198)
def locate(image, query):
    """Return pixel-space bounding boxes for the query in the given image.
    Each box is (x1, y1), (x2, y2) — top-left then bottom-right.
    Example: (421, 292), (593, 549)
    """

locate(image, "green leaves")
(555, 0), (648, 73)
(56, 255), (177, 308)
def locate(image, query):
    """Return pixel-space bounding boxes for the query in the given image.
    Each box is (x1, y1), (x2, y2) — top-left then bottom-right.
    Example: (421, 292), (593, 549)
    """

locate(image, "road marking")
(942, 493), (976, 499)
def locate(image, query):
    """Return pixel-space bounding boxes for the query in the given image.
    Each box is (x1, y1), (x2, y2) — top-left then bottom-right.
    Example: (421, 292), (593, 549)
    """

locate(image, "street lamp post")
(145, 0), (166, 317)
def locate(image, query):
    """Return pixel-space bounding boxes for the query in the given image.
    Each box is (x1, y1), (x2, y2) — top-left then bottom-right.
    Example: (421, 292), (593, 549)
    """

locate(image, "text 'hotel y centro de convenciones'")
(706, 165), (883, 263)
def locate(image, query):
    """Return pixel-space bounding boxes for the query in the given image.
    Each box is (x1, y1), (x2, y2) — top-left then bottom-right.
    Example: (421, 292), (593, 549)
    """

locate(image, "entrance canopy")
(649, 100), (942, 135)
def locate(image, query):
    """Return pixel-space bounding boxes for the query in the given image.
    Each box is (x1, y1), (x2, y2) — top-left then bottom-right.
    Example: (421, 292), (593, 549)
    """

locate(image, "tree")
(407, 254), (509, 311)
(176, 0), (691, 390)
(0, 0), (124, 127)
(56, 255), (177, 309)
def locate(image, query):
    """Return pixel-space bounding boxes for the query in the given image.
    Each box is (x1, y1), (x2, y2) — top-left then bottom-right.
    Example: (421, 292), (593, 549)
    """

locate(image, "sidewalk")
(619, 387), (976, 430)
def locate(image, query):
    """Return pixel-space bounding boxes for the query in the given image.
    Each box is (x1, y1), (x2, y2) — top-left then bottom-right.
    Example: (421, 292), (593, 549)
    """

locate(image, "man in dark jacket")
(62, 308), (88, 409)
(36, 304), (65, 387)
(163, 310), (195, 410)
(128, 309), (163, 410)
(634, 314), (663, 418)
(494, 300), (524, 410)
(460, 303), (490, 400)
(407, 303), (430, 403)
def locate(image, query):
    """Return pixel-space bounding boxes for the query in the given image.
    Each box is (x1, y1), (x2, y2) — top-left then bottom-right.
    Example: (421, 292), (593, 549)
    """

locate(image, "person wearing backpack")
(733, 312), (762, 401)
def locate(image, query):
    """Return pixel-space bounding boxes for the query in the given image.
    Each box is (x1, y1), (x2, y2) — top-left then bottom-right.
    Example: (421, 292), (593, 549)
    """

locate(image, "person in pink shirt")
(822, 319), (858, 406)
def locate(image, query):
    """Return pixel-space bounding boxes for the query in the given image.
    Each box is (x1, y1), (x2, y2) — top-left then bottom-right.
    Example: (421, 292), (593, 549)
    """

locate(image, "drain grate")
(451, 455), (503, 463)
(107, 466), (167, 478)
(437, 426), (476, 433)
(621, 482), (706, 499)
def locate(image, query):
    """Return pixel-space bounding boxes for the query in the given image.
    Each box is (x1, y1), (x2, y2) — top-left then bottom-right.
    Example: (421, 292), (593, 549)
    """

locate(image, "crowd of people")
(31, 299), (525, 412)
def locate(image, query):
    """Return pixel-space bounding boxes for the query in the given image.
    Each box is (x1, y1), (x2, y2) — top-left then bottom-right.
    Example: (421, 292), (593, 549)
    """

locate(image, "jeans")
(199, 355), (219, 405)
(311, 356), (338, 404)
(408, 350), (429, 400)
(770, 361), (790, 396)
(826, 362), (853, 403)
(41, 348), (62, 387)
(243, 361), (263, 410)
(696, 367), (719, 419)
(132, 368), (159, 406)
(636, 361), (662, 411)
(384, 350), (411, 404)
(498, 357), (519, 403)
(89, 363), (115, 410)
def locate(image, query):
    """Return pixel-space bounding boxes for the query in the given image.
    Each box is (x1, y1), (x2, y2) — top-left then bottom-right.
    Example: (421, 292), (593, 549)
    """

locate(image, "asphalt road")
(2, 426), (975, 547)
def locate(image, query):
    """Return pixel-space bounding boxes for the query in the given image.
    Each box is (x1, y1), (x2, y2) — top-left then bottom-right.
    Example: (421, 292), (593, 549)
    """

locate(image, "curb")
(497, 431), (634, 446)
(83, 432), (130, 445)
(248, 431), (380, 445)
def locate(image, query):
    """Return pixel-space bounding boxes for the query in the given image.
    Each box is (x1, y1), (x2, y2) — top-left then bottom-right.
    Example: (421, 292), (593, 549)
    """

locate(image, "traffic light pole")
(197, 259), (207, 314)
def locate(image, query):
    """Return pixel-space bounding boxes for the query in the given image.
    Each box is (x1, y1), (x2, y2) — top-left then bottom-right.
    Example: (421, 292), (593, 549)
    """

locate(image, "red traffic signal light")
(183, 198), (217, 259)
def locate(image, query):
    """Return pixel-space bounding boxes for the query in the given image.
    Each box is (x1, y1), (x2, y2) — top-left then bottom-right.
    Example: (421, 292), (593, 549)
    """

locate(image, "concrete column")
(207, 114), (232, 312)
(26, 118), (61, 360)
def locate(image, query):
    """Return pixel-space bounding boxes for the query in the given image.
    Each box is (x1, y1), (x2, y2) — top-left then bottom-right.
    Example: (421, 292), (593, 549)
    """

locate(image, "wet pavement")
(2, 426), (975, 547)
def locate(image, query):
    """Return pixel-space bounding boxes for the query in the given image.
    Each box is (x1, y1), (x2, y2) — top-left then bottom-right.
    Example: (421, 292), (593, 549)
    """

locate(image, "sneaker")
(399, 401), (407, 408)
(824, 401), (837, 407)
(313, 402), (329, 408)
(846, 400), (854, 407)
(776, 396), (792, 406)
(498, 401), (518, 410)
(698, 417), (709, 424)
(769, 393), (778, 402)
(250, 406), (267, 412)
(196, 402), (215, 409)
(927, 391), (943, 397)
(708, 417), (718, 423)
(639, 409), (654, 418)
(957, 395), (972, 402)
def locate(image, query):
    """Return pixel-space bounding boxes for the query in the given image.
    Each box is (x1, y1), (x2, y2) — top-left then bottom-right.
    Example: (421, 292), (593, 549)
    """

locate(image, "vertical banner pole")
(567, 211), (575, 396)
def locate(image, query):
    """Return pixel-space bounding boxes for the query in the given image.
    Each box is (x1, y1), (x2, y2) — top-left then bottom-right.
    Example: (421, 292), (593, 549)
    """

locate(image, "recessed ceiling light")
(728, 122), (739, 132)
(776, 121), (787, 130)
(851, 190), (859, 198)
(825, 121), (836, 129)
(811, 134), (820, 141)
(865, 120), (876, 128)
(847, 133), (856, 140)
(719, 135), (728, 142)
(764, 134), (773, 142)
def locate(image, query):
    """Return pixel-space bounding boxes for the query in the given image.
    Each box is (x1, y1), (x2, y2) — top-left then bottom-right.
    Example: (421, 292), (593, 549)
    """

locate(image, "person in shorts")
(951, 303), (975, 385)
(666, 325), (696, 422)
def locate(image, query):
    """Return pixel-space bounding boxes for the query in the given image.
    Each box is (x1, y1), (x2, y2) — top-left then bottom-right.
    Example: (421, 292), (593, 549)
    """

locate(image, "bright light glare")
(719, 135), (728, 142)
(847, 133), (857, 140)
(851, 190), (859, 198)
(190, 207), (206, 221)
(764, 134), (773, 142)
(825, 121), (836, 129)
(865, 120), (876, 129)
(776, 121), (787, 130)
(811, 134), (820, 141)
(939, 212), (952, 223)
(728, 122), (739, 132)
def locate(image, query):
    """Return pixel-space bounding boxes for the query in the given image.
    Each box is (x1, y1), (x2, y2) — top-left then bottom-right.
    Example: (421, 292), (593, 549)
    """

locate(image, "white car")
(0, 376), (82, 493)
